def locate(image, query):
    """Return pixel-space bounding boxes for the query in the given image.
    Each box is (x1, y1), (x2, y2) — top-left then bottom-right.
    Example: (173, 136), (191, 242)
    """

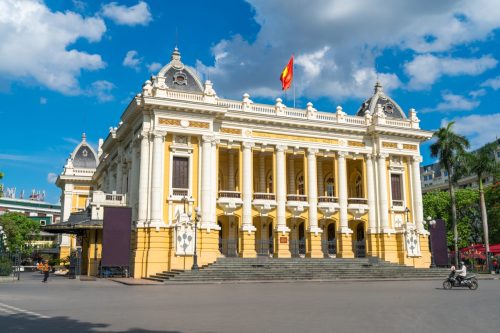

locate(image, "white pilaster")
(275, 145), (289, 233)
(377, 153), (391, 232)
(228, 150), (235, 191)
(149, 131), (166, 227)
(210, 139), (218, 226)
(288, 155), (296, 194)
(259, 153), (266, 193)
(411, 155), (424, 232)
(130, 139), (140, 222)
(366, 154), (377, 233)
(201, 135), (213, 227)
(337, 151), (351, 233)
(137, 131), (150, 225)
(317, 158), (324, 197)
(242, 141), (256, 232)
(307, 148), (321, 234)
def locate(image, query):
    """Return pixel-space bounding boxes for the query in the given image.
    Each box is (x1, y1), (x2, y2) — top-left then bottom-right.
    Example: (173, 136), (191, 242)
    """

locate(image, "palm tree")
(430, 122), (470, 266)
(464, 142), (499, 269)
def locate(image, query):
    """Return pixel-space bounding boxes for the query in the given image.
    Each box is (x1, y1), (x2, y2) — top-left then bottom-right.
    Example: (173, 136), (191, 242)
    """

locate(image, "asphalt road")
(0, 272), (499, 333)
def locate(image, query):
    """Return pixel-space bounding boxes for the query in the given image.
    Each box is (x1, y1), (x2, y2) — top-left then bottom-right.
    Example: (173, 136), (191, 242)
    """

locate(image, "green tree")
(0, 212), (40, 253)
(423, 189), (480, 249)
(464, 142), (499, 267)
(430, 121), (470, 265)
(485, 182), (500, 244)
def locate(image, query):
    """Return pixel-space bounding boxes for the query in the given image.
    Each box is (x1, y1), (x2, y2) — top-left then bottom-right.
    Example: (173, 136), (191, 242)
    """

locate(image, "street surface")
(0, 272), (499, 333)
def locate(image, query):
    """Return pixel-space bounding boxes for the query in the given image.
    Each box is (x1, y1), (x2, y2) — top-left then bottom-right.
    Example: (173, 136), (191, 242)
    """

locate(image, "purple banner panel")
(101, 207), (132, 267)
(430, 219), (448, 266)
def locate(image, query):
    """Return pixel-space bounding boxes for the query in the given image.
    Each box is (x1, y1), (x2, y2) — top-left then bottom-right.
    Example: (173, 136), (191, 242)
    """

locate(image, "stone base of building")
(337, 233), (354, 258)
(239, 230), (257, 258)
(274, 232), (291, 258)
(306, 232), (323, 258)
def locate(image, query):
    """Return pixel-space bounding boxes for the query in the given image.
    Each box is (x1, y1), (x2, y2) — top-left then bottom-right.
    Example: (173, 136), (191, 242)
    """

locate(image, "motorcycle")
(443, 270), (478, 290)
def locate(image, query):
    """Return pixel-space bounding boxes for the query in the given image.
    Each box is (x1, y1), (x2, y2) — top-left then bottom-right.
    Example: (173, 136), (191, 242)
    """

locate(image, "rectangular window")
(172, 156), (189, 189)
(391, 173), (403, 207)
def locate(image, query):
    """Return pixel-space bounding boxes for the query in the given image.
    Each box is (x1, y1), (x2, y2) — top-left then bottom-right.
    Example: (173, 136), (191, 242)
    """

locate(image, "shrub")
(0, 257), (13, 276)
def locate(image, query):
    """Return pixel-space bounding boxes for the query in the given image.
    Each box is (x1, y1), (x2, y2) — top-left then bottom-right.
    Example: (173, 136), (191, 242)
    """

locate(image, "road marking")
(0, 302), (50, 319)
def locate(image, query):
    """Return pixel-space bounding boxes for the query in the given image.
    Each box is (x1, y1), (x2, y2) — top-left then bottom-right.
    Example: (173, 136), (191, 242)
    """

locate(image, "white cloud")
(481, 76), (500, 90)
(87, 80), (115, 102)
(405, 54), (497, 90)
(422, 92), (480, 113)
(196, 0), (500, 102)
(147, 62), (162, 73)
(47, 172), (58, 184)
(101, 1), (152, 26)
(123, 50), (142, 70)
(0, 154), (30, 162)
(0, 0), (106, 95)
(441, 113), (500, 149)
(72, 0), (87, 12)
(469, 89), (486, 98)
(40, 97), (47, 105)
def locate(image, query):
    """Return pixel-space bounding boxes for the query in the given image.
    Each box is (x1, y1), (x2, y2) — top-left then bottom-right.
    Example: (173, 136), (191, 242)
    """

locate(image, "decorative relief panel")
(220, 127), (242, 135)
(252, 131), (339, 145)
(348, 140), (365, 147)
(405, 228), (421, 257)
(382, 141), (398, 148)
(159, 118), (181, 126)
(189, 121), (210, 129)
(175, 213), (195, 256)
(403, 144), (418, 151)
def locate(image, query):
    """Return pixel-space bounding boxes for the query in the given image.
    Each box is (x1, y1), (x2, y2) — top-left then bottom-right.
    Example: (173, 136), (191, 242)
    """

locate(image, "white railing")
(348, 198), (368, 205)
(344, 116), (365, 125)
(218, 99), (243, 110)
(164, 90), (204, 102)
(386, 118), (411, 128)
(218, 190), (241, 199)
(91, 191), (127, 206)
(253, 192), (276, 200)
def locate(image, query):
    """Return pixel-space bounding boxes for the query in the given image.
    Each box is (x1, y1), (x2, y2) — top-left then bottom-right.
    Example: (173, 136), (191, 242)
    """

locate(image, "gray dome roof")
(156, 48), (203, 93)
(356, 82), (406, 119)
(72, 133), (98, 169)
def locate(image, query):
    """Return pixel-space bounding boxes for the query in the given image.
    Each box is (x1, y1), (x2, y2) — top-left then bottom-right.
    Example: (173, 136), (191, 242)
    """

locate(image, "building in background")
(0, 192), (61, 250)
(420, 139), (500, 194)
(47, 48), (433, 278)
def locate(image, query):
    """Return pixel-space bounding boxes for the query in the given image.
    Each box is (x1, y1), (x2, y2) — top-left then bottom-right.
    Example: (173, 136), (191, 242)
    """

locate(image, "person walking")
(42, 260), (50, 283)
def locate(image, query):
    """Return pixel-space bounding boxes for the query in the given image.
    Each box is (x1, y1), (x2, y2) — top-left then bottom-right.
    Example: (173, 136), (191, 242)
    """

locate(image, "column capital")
(378, 152), (389, 159)
(411, 155), (423, 163)
(307, 147), (319, 155)
(364, 153), (375, 160)
(276, 144), (287, 152)
(242, 141), (255, 149)
(337, 151), (348, 158)
(201, 135), (216, 143)
(152, 130), (167, 139)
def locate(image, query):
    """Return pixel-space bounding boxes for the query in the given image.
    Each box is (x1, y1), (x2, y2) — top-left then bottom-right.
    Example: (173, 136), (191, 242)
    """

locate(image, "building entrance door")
(355, 223), (366, 258)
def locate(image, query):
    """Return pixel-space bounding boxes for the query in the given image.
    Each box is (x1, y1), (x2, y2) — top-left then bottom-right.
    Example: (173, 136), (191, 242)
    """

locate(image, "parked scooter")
(443, 267), (478, 290)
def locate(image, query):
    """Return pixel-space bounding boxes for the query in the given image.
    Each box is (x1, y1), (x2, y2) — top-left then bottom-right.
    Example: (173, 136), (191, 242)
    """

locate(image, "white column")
(210, 140), (218, 226)
(241, 142), (256, 232)
(130, 141), (140, 222)
(317, 158), (324, 197)
(201, 136), (213, 227)
(307, 148), (321, 233)
(377, 153), (391, 232)
(150, 131), (166, 226)
(137, 132), (150, 225)
(287, 155), (296, 194)
(228, 150), (235, 191)
(366, 154), (377, 233)
(116, 153), (124, 193)
(411, 155), (424, 231)
(337, 151), (351, 233)
(259, 153), (266, 193)
(275, 145), (289, 233)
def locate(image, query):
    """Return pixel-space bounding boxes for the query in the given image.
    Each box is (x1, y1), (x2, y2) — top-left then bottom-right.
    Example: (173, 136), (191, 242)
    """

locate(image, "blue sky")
(0, 0), (499, 204)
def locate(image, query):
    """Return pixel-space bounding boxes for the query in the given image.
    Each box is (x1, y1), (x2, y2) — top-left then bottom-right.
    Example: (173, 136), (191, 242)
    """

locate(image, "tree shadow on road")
(0, 313), (209, 333)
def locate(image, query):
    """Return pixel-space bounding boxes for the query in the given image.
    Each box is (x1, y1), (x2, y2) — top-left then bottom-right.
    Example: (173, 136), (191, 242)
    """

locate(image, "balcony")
(286, 194), (308, 217)
(89, 191), (127, 220)
(318, 196), (339, 218)
(172, 188), (189, 197)
(217, 191), (243, 215)
(347, 198), (369, 220)
(252, 192), (277, 216)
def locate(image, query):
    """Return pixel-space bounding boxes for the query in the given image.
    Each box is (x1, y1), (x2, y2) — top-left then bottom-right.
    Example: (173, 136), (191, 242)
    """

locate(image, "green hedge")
(0, 257), (13, 276)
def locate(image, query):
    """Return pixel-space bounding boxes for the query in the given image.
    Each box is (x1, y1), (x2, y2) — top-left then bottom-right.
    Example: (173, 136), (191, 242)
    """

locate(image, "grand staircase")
(146, 257), (449, 283)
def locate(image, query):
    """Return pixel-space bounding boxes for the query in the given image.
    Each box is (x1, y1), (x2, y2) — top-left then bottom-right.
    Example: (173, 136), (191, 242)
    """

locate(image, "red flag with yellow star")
(280, 55), (294, 91)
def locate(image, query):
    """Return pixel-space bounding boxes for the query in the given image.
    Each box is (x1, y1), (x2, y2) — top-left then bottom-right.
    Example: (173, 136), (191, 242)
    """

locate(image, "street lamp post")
(425, 216), (437, 268)
(190, 207), (200, 271)
(404, 207), (410, 224)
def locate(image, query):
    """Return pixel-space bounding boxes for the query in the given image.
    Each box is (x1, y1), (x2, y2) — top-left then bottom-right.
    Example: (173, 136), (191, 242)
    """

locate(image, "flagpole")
(293, 59), (296, 109)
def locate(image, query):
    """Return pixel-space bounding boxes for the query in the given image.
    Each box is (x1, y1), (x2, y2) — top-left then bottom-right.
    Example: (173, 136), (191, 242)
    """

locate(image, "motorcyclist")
(455, 261), (467, 284)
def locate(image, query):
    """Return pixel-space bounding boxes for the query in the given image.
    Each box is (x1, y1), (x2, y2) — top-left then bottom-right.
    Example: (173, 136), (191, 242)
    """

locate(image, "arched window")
(355, 174), (363, 197)
(218, 170), (224, 191)
(349, 171), (363, 198)
(325, 176), (335, 197)
(327, 223), (336, 241)
(297, 173), (305, 195)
